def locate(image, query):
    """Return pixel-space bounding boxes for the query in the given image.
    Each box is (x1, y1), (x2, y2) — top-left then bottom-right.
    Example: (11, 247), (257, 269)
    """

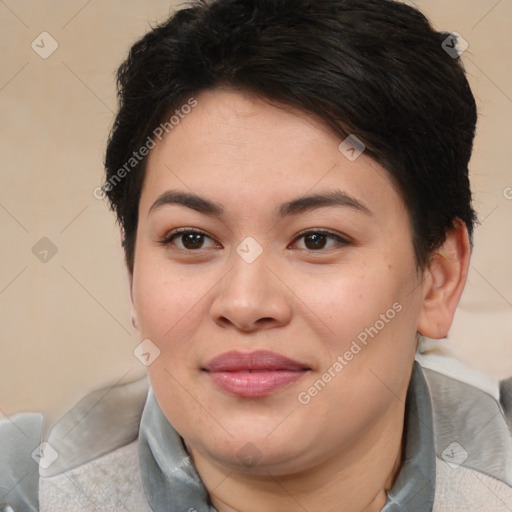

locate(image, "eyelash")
(158, 228), (351, 252)
(158, 228), (220, 250)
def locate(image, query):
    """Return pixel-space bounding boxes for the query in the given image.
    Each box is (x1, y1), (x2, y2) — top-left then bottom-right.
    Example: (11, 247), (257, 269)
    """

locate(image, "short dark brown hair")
(104, 0), (478, 274)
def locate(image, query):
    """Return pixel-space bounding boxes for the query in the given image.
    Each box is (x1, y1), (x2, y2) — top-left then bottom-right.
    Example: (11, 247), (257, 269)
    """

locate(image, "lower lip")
(206, 370), (307, 397)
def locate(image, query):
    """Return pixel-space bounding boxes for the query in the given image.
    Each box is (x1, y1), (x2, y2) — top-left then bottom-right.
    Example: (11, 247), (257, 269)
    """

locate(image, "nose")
(209, 252), (292, 333)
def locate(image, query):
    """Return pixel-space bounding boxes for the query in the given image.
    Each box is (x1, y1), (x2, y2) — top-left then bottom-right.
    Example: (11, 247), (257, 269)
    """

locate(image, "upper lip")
(203, 350), (310, 372)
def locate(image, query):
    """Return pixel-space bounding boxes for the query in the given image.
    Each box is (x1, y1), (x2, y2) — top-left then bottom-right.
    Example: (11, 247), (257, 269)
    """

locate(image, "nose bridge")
(210, 242), (291, 330)
(223, 244), (273, 302)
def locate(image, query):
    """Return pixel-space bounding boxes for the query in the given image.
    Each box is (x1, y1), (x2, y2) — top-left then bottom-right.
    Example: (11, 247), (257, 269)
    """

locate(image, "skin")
(129, 88), (471, 512)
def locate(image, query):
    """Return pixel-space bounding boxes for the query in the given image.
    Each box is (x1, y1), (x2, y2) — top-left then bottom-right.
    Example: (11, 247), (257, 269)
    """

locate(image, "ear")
(129, 272), (138, 330)
(417, 219), (471, 339)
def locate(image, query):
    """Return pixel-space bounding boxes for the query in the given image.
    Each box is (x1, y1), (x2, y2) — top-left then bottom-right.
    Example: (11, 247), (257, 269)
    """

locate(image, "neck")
(188, 400), (405, 512)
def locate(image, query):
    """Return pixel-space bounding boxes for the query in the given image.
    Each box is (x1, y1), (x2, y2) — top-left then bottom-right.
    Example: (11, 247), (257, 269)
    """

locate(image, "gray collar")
(382, 361), (435, 511)
(138, 361), (435, 511)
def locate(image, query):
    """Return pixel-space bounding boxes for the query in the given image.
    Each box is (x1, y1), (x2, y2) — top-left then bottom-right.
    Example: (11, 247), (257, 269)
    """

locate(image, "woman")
(2, 0), (512, 510)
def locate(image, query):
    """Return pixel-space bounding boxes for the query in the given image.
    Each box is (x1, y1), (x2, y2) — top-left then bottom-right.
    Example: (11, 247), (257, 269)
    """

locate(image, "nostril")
(256, 317), (275, 324)
(217, 316), (232, 327)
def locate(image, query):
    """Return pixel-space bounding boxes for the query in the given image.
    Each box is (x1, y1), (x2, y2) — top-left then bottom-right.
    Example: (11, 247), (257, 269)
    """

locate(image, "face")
(130, 89), (426, 475)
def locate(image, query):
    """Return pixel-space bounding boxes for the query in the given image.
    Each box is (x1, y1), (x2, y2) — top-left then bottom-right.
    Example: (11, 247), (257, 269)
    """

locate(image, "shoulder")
(39, 374), (149, 477)
(416, 337), (512, 510)
(433, 458), (512, 511)
(39, 439), (152, 512)
(38, 374), (151, 512)
(0, 411), (44, 512)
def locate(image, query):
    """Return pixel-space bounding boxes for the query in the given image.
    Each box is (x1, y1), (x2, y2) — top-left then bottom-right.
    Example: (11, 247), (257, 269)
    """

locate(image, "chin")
(202, 437), (307, 474)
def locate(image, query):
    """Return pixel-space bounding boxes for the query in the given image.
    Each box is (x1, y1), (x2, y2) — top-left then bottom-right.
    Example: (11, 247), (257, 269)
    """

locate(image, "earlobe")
(417, 219), (471, 339)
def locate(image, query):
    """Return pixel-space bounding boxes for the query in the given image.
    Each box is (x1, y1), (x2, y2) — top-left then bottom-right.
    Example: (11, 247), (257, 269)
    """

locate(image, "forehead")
(139, 89), (406, 222)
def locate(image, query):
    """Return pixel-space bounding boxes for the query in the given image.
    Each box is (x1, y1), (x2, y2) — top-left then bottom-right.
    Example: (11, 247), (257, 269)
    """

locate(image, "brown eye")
(180, 232), (205, 249)
(303, 233), (328, 250)
(160, 229), (219, 250)
(292, 230), (350, 251)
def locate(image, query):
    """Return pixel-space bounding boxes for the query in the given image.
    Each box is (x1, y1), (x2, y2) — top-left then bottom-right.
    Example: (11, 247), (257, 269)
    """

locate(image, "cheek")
(292, 267), (417, 420)
(132, 252), (214, 343)
(290, 264), (395, 343)
(291, 256), (420, 376)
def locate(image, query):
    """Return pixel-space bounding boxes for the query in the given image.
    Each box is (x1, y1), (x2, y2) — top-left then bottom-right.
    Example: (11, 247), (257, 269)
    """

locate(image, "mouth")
(202, 350), (311, 398)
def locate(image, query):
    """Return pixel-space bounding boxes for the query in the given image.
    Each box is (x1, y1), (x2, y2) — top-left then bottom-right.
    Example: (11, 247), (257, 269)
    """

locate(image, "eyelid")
(158, 227), (351, 251)
(158, 227), (221, 248)
(289, 228), (352, 249)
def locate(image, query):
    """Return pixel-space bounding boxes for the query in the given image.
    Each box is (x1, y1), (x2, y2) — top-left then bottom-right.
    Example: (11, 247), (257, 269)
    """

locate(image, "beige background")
(0, 0), (511, 434)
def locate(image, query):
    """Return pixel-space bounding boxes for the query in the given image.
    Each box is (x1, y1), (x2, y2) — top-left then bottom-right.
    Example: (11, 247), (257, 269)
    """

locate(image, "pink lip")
(202, 350), (310, 397)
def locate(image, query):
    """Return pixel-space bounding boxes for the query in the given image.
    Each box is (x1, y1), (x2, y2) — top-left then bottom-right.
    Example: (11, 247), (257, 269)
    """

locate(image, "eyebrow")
(278, 190), (372, 217)
(148, 189), (372, 218)
(149, 191), (224, 216)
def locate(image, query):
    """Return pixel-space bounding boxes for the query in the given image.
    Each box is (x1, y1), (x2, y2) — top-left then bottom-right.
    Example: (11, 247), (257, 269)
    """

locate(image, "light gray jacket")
(2, 341), (512, 511)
